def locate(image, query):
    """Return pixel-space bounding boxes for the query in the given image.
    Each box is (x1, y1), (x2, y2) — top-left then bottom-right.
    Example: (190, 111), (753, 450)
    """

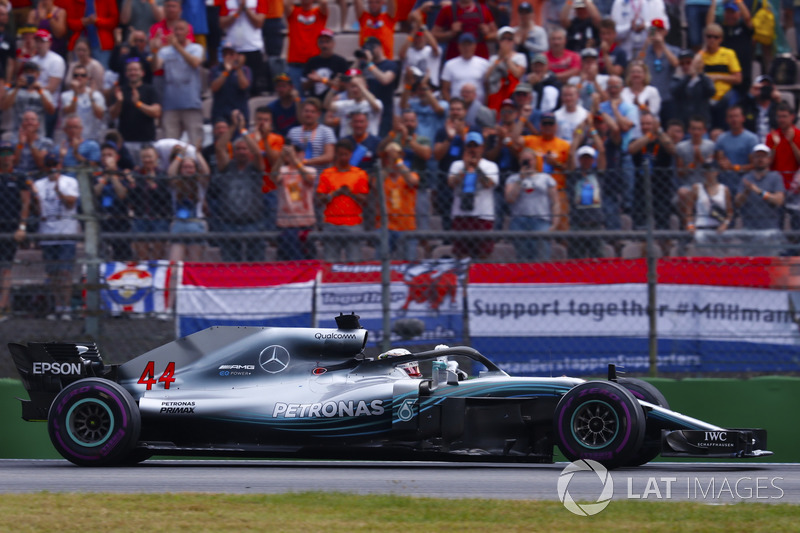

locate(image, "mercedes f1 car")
(9, 314), (771, 468)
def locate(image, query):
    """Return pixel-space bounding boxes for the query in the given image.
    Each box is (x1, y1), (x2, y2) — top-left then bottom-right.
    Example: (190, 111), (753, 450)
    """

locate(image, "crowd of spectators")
(1, 0), (800, 319)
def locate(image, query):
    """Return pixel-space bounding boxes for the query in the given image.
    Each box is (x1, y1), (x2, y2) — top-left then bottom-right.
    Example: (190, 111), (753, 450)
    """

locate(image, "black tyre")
(618, 377), (670, 467)
(554, 381), (645, 469)
(48, 378), (141, 467)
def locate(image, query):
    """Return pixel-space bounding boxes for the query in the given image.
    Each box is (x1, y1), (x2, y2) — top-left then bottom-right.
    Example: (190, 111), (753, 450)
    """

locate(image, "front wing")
(660, 429), (772, 458)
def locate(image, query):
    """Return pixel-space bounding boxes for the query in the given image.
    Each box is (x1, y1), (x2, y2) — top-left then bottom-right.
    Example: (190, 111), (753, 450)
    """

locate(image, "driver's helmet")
(378, 348), (421, 378)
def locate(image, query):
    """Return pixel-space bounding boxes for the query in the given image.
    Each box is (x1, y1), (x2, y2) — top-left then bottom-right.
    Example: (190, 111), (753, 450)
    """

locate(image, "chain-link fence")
(0, 163), (798, 380)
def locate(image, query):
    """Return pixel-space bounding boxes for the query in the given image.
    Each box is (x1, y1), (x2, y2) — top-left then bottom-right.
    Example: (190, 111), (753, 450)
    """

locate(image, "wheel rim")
(570, 400), (619, 449)
(66, 398), (114, 447)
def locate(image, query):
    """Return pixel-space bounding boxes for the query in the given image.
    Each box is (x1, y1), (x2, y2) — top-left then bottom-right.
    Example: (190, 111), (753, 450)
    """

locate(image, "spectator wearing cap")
(485, 98), (522, 227)
(560, 0), (602, 52)
(621, 59), (661, 117)
(504, 147), (559, 260)
(433, 0), (497, 61)
(639, 18), (679, 125)
(670, 49), (715, 127)
(447, 131), (499, 259)
(274, 143), (317, 260)
(284, 0), (329, 94)
(96, 140), (134, 261)
(1, 62), (55, 137)
(526, 56), (561, 113)
(700, 22), (742, 130)
(568, 48), (610, 110)
(566, 142), (607, 258)
(316, 138), (370, 261)
(108, 59), (162, 165)
(544, 28), (581, 84)
(219, 0), (267, 96)
(514, 111), (571, 229)
(150, 19), (204, 150)
(31, 153), (80, 320)
(127, 144), (172, 261)
(60, 63), (106, 143)
(707, 0), (753, 96)
(210, 115), (267, 262)
(324, 70), (384, 138)
(209, 42), (252, 124)
(0, 139), (30, 320)
(287, 97), (337, 174)
(11, 110), (54, 174)
(16, 25), (37, 66)
(62, 0), (118, 68)
(597, 17), (627, 77)
(687, 160), (735, 255)
(57, 115), (101, 173)
(513, 1), (548, 62)
(398, 15), (441, 88)
(29, 29), (64, 137)
(609, 0), (669, 58)
(441, 33), (491, 102)
(734, 144), (785, 254)
(359, 37), (399, 138)
(27, 0), (67, 58)
(554, 85), (589, 143)
(304, 29), (350, 102)
(742, 75), (780, 141)
(485, 26), (527, 111)
(356, 0), (398, 59)
(378, 141), (420, 260)
(268, 73), (301, 137)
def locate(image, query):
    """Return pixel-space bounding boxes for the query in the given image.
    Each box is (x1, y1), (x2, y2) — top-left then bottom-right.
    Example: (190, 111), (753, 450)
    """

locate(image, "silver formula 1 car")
(9, 314), (771, 468)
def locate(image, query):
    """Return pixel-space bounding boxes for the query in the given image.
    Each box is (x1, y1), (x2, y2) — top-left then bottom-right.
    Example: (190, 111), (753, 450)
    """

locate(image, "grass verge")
(1, 492), (799, 532)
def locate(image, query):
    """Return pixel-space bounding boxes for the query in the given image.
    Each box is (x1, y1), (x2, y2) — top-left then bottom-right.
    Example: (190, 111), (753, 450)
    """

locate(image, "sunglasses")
(73, 73), (87, 78)
(705, 34), (722, 39)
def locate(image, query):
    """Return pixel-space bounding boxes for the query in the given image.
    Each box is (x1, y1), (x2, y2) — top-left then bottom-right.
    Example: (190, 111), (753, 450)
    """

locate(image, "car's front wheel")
(554, 381), (645, 469)
(618, 377), (670, 466)
(48, 378), (141, 466)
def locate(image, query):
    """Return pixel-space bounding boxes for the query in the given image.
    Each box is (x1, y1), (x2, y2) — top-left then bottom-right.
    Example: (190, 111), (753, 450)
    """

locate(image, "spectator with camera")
(741, 75), (780, 142)
(316, 139), (370, 262)
(32, 153), (80, 320)
(2, 62), (55, 137)
(398, 16), (440, 87)
(447, 131), (499, 259)
(324, 70), (383, 138)
(505, 147), (559, 261)
(209, 42), (252, 124)
(303, 29), (350, 102)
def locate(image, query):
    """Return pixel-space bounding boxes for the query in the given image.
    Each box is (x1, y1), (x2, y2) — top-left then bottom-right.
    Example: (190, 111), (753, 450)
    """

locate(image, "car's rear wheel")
(554, 381), (645, 469)
(48, 378), (141, 466)
(618, 378), (670, 466)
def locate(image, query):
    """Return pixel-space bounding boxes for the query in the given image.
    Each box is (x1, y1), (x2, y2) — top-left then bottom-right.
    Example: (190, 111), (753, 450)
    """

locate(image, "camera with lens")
(354, 49), (367, 60)
(759, 83), (773, 100)
(461, 192), (475, 211)
(24, 75), (35, 86)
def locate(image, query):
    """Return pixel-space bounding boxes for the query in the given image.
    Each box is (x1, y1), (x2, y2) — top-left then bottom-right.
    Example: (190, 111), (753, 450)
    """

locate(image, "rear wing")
(8, 342), (117, 421)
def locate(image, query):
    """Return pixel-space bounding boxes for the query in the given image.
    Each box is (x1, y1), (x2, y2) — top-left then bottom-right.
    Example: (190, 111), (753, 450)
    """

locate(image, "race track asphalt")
(0, 459), (797, 504)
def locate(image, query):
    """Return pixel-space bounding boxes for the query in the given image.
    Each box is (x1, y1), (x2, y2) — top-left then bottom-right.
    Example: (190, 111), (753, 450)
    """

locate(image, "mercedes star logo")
(259, 345), (291, 374)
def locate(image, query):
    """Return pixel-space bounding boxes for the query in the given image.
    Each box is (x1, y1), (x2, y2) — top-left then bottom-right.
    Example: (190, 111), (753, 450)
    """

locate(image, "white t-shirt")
(60, 89), (107, 142)
(441, 55), (491, 103)
(404, 44), (441, 87)
(33, 174), (81, 241)
(554, 105), (589, 142)
(223, 0), (264, 53)
(329, 97), (383, 137)
(448, 158), (500, 220)
(31, 51), (66, 101)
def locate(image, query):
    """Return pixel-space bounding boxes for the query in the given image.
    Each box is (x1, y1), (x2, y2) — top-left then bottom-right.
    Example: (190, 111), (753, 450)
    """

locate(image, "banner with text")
(469, 258), (800, 375)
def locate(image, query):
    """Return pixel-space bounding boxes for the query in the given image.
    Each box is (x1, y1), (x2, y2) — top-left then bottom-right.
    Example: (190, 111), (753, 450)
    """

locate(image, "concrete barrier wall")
(2, 377), (798, 462)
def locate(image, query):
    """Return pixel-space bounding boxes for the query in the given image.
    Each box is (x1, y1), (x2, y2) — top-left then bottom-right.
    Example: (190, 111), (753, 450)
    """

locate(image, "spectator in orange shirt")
(515, 112), (571, 229)
(251, 106), (285, 231)
(284, 0), (328, 93)
(379, 141), (420, 260)
(316, 139), (370, 261)
(355, 0), (397, 59)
